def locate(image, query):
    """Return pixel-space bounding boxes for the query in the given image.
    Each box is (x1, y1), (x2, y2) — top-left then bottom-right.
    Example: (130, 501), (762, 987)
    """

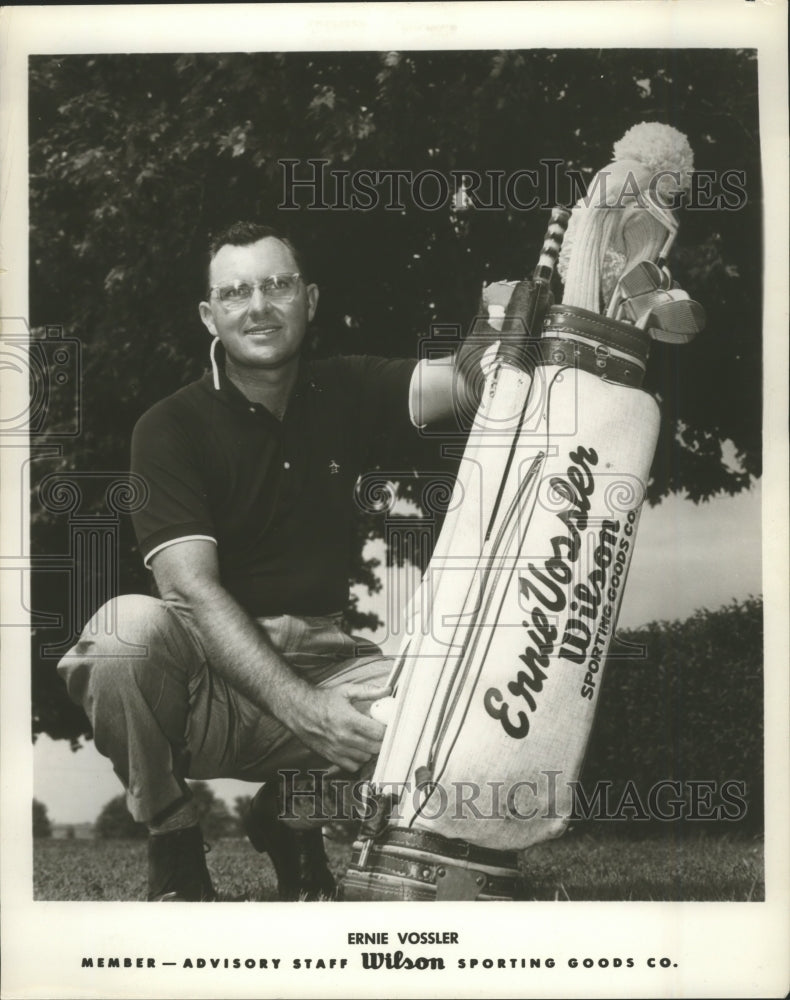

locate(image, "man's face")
(199, 237), (318, 372)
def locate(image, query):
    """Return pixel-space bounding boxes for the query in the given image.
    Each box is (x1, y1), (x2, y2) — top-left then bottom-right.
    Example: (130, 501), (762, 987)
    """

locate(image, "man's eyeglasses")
(210, 273), (302, 311)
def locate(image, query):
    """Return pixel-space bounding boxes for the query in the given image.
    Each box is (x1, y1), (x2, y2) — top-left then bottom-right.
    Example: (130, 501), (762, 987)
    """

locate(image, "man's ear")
(306, 283), (319, 323)
(199, 301), (217, 337)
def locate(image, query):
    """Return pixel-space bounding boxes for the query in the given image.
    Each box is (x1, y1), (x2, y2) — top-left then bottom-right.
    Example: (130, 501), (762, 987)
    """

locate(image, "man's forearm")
(163, 578), (309, 732)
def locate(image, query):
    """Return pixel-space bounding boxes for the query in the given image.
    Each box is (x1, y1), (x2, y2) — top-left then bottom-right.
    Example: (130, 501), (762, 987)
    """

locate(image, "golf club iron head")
(625, 288), (705, 343)
(606, 259), (665, 319)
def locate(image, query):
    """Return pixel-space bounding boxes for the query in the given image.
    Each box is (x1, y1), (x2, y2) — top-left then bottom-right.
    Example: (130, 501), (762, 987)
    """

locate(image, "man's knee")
(57, 594), (172, 705)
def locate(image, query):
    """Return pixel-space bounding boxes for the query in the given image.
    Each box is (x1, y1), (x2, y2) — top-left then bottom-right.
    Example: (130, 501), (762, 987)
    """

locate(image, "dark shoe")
(244, 783), (336, 901)
(147, 825), (217, 901)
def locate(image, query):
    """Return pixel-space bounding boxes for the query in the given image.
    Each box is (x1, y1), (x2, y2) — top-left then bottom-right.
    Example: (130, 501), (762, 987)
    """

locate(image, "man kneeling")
(58, 221), (489, 901)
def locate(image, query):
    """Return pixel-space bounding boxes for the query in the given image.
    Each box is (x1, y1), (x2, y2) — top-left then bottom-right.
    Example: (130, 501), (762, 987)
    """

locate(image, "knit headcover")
(558, 123), (694, 312)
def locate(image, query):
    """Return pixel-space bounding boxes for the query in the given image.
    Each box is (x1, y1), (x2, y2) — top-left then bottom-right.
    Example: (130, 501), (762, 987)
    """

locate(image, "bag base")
(341, 827), (524, 901)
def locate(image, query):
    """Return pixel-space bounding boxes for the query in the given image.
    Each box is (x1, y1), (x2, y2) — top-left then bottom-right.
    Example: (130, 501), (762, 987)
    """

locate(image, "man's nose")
(247, 286), (274, 316)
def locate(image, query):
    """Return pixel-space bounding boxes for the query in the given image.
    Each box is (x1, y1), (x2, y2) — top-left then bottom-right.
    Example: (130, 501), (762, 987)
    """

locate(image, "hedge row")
(577, 597), (763, 833)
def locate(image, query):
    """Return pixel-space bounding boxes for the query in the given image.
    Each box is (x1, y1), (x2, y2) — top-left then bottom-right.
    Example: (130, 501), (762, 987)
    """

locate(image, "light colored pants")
(57, 594), (391, 823)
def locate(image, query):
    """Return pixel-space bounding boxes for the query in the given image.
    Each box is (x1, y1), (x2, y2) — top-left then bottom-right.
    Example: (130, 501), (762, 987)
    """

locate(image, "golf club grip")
(533, 207), (571, 286)
(492, 207), (571, 374)
(523, 206), (571, 347)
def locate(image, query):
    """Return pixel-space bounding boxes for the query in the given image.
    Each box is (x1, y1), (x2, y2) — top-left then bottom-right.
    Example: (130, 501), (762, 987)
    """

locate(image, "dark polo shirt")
(131, 354), (418, 617)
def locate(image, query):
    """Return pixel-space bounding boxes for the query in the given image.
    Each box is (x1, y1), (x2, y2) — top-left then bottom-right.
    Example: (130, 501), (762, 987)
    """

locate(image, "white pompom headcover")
(558, 123), (695, 312)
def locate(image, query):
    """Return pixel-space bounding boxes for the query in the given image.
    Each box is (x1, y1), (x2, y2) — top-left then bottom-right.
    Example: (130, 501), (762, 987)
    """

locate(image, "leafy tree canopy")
(94, 782), (239, 838)
(187, 780), (238, 839)
(33, 798), (53, 838)
(95, 794), (147, 839)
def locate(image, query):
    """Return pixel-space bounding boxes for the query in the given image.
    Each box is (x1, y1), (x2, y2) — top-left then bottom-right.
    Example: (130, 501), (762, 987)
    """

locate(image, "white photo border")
(1, 4), (788, 999)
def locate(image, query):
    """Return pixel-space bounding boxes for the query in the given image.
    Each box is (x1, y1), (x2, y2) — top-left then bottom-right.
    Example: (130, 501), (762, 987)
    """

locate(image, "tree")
(33, 799), (53, 838)
(95, 795), (147, 839)
(233, 795), (253, 829)
(27, 50), (762, 744)
(187, 781), (237, 839)
(94, 783), (237, 839)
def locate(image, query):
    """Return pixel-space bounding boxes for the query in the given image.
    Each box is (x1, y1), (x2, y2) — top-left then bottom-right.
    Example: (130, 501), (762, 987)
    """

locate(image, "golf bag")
(342, 124), (700, 901)
(343, 297), (660, 899)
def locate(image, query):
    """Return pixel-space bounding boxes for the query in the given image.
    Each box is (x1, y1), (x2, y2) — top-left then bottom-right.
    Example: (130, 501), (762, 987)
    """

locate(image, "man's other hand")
(295, 682), (391, 773)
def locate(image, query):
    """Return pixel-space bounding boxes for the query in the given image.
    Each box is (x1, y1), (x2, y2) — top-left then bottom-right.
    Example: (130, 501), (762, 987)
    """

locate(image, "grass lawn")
(33, 827), (763, 902)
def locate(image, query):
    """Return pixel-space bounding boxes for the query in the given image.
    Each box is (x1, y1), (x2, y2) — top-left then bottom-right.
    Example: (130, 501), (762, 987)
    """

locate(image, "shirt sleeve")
(130, 399), (217, 567)
(348, 356), (419, 467)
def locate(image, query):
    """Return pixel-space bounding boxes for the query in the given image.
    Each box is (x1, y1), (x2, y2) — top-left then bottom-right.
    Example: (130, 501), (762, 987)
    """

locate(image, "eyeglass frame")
(208, 272), (303, 310)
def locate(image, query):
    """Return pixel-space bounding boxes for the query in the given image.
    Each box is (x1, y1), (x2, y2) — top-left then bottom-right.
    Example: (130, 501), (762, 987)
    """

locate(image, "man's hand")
(292, 682), (391, 773)
(466, 278), (550, 364)
(453, 278), (550, 417)
(408, 278), (548, 428)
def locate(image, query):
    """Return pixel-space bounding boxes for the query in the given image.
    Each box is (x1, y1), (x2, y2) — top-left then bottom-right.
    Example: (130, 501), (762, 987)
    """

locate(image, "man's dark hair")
(206, 222), (306, 293)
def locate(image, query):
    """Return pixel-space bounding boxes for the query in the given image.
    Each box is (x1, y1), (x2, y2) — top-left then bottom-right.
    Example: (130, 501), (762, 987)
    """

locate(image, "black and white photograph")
(1, 3), (788, 998)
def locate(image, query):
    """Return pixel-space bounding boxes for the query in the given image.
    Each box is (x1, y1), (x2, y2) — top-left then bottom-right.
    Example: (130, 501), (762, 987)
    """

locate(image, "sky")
(34, 481), (763, 825)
